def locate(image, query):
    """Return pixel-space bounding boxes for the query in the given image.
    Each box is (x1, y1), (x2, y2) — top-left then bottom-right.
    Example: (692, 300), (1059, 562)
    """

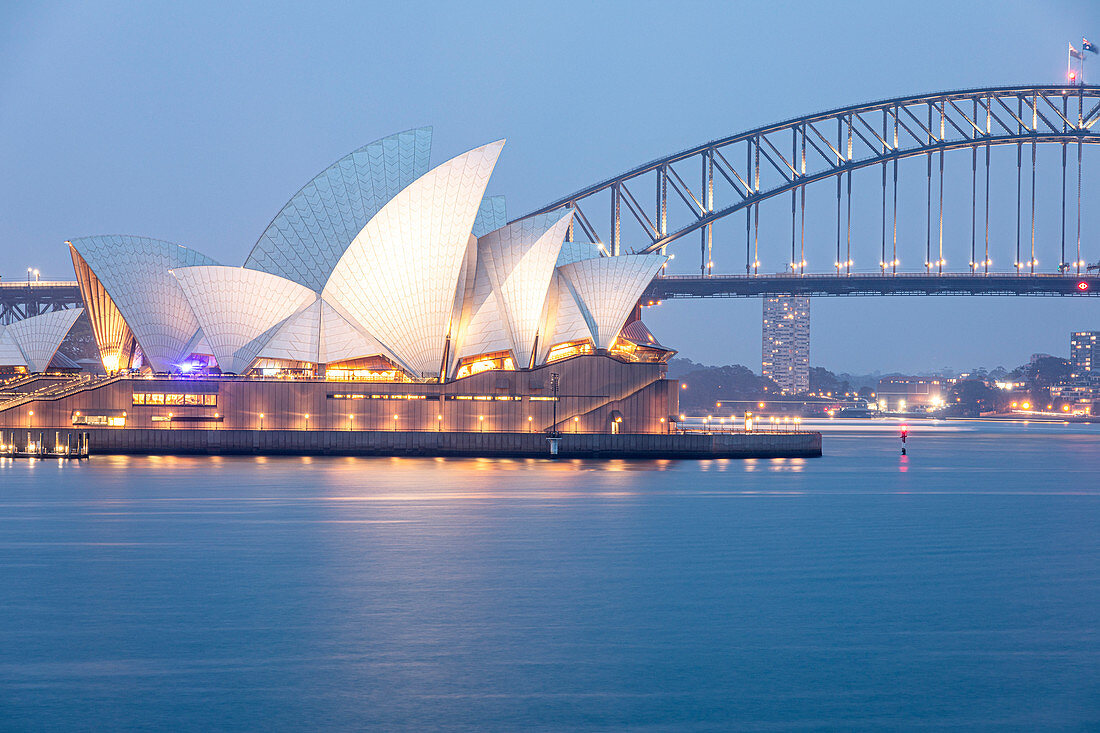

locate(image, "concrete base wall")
(71, 428), (821, 459)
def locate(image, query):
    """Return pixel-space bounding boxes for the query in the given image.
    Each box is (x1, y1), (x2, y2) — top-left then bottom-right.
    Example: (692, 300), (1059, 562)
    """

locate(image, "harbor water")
(1, 419), (1098, 730)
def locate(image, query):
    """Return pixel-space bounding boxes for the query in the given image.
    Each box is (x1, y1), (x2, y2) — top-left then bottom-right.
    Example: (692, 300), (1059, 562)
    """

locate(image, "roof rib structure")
(557, 255), (667, 349)
(68, 236), (219, 372)
(322, 140), (505, 377)
(244, 127), (434, 293)
(471, 211), (573, 368)
(171, 266), (318, 375)
(0, 309), (85, 372)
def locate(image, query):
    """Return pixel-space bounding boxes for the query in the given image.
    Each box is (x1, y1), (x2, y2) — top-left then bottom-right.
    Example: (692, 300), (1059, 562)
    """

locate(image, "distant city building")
(1070, 332), (1098, 381)
(876, 377), (947, 412)
(1067, 331), (1099, 407)
(761, 296), (809, 394)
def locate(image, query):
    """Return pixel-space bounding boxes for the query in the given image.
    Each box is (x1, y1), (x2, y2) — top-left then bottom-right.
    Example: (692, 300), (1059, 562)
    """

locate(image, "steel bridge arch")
(515, 84), (1100, 268)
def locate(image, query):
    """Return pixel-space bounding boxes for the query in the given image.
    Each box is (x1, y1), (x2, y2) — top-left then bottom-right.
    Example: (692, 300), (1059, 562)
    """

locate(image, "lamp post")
(573, 416), (579, 433)
(478, 415), (484, 433)
(549, 372), (560, 436)
(348, 413), (354, 430)
(304, 413), (310, 430)
(392, 414), (398, 432)
(437, 414), (443, 432)
(528, 416), (533, 432)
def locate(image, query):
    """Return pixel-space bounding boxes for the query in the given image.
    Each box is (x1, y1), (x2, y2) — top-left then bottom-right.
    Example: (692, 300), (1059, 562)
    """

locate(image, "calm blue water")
(1, 420), (1098, 731)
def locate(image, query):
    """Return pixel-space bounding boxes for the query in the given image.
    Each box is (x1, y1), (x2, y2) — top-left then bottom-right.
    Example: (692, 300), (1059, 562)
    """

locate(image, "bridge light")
(1070, 70), (1078, 82)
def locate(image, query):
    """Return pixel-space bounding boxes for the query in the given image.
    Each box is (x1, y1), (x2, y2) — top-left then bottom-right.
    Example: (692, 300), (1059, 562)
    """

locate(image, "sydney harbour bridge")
(518, 83), (1100, 299)
(2, 83), (1098, 325)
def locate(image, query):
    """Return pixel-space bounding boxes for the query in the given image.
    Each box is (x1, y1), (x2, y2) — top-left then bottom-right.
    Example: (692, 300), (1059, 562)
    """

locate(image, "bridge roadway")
(644, 273), (1100, 299)
(0, 281), (82, 324)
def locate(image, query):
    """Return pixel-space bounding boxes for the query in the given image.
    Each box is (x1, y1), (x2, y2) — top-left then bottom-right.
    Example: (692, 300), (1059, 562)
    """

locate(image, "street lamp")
(348, 413), (354, 430)
(573, 416), (579, 433)
(304, 413), (310, 429)
(527, 416), (533, 432)
(259, 413), (264, 430)
(549, 372), (560, 436)
(478, 415), (484, 432)
(437, 414), (443, 431)
(392, 414), (398, 431)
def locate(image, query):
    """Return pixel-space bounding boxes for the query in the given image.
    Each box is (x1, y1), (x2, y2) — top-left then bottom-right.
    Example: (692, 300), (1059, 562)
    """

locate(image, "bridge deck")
(645, 273), (1100, 299)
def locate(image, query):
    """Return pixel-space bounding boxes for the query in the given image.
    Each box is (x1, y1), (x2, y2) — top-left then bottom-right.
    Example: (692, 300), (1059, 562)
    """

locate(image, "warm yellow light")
(304, 414), (310, 419)
(259, 413), (264, 419)
(479, 415), (484, 421)
(28, 411), (33, 416)
(392, 414), (398, 420)
(1021, 401), (1031, 410)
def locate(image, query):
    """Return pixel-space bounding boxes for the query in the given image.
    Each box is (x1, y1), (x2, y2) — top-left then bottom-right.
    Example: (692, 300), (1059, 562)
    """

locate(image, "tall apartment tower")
(1070, 331), (1099, 389)
(762, 296), (810, 394)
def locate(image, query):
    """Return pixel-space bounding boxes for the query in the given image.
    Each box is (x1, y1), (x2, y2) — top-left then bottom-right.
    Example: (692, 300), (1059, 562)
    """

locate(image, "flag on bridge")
(1070, 43), (1084, 60)
(1083, 38), (1098, 54)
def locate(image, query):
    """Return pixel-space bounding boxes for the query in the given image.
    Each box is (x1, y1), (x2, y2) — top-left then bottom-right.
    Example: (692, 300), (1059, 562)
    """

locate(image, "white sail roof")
(317, 300), (395, 364)
(454, 261), (512, 363)
(537, 272), (594, 362)
(557, 254), (666, 349)
(68, 235), (219, 372)
(257, 300), (322, 364)
(244, 127), (434, 292)
(474, 211), (572, 367)
(557, 240), (604, 266)
(322, 140), (504, 377)
(472, 195), (507, 237)
(4, 309), (84, 372)
(172, 266), (318, 374)
(0, 328), (25, 367)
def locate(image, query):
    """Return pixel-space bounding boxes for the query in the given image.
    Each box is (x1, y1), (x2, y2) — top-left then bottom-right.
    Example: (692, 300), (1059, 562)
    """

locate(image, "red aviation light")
(1077, 281), (1089, 292)
(1070, 71), (1078, 83)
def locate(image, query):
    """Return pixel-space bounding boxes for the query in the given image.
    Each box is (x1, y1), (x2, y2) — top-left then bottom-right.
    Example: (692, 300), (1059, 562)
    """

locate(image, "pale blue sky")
(1, 0), (1097, 372)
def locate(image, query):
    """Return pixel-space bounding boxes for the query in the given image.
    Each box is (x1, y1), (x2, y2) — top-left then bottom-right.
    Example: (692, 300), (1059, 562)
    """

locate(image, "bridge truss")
(0, 282), (83, 325)
(517, 84), (1100, 281)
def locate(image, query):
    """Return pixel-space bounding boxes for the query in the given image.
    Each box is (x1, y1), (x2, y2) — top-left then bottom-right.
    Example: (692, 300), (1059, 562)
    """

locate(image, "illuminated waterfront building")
(3, 130), (680, 435)
(875, 377), (947, 413)
(761, 296), (809, 394)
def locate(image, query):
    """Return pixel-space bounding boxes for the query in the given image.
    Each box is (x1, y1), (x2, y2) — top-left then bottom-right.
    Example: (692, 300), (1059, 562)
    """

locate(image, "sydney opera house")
(0, 129), (682, 439)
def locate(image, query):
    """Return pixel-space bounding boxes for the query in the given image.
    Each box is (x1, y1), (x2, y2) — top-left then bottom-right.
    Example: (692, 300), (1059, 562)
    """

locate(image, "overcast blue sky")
(1, 0), (1097, 372)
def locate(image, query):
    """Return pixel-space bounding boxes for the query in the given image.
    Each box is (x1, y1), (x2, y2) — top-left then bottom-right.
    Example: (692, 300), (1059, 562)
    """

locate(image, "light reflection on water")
(0, 419), (1098, 731)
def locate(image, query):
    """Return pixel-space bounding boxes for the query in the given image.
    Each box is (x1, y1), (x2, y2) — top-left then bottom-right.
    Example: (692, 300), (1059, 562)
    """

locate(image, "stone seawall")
(76, 429), (822, 459)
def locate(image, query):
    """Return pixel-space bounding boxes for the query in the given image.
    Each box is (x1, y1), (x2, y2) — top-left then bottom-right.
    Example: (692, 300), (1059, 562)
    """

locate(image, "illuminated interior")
(454, 351), (515, 380)
(610, 336), (674, 364)
(247, 358), (316, 378)
(323, 356), (411, 382)
(546, 340), (593, 363)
